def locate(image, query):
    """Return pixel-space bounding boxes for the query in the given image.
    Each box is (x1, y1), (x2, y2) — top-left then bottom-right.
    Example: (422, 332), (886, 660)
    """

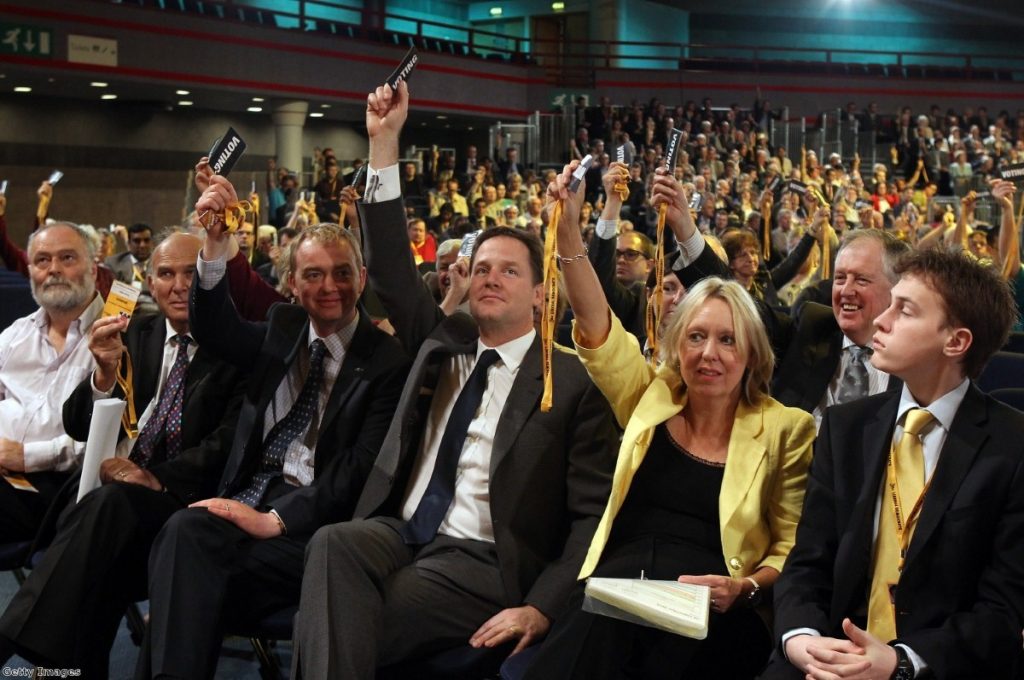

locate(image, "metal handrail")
(101, 0), (1024, 76)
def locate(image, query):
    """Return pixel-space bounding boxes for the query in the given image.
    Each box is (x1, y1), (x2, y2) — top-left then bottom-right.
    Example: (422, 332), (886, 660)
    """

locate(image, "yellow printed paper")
(102, 280), (141, 322)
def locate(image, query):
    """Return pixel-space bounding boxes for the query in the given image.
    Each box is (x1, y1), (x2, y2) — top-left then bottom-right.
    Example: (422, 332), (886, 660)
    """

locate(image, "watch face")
(894, 668), (914, 680)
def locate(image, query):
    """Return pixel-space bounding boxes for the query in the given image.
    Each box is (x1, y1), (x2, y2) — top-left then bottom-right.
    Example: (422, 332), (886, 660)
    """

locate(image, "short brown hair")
(894, 248), (1016, 378)
(721, 229), (760, 262)
(288, 223), (362, 273)
(470, 227), (544, 285)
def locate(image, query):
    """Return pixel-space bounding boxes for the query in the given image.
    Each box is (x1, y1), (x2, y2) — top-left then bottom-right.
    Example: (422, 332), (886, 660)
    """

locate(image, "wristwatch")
(889, 644), (915, 680)
(744, 576), (762, 607)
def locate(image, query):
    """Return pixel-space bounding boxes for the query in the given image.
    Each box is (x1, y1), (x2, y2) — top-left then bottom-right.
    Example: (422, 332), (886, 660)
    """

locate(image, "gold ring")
(508, 626), (521, 636)
(224, 503), (231, 511)
(118, 470), (128, 479)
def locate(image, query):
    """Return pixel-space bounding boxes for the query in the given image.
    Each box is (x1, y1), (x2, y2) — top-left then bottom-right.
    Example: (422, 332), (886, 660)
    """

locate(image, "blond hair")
(656, 277), (774, 405)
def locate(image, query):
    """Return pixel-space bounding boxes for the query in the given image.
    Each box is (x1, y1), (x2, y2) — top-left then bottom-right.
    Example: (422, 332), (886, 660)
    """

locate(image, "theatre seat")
(978, 352), (1024, 393)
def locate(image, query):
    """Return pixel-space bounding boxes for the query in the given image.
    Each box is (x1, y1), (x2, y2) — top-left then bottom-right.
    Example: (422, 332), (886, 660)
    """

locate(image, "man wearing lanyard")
(763, 248), (1024, 679)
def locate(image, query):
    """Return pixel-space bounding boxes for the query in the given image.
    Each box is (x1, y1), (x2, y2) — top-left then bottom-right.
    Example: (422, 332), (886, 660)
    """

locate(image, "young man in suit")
(772, 230), (910, 427)
(764, 248), (1024, 679)
(135, 208), (409, 679)
(0, 232), (245, 677)
(289, 80), (618, 679)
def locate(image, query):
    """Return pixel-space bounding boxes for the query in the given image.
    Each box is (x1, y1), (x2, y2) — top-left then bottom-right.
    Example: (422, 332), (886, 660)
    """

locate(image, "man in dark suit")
(290, 81), (617, 679)
(135, 201), (409, 679)
(0, 233), (245, 677)
(772, 230), (910, 427)
(591, 161), (729, 348)
(763, 248), (1024, 679)
(106, 222), (157, 314)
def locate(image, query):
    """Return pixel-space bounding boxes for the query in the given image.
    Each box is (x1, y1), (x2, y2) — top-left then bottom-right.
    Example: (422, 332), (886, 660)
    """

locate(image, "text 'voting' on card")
(208, 127), (247, 176)
(102, 280), (142, 323)
(387, 47), (419, 91)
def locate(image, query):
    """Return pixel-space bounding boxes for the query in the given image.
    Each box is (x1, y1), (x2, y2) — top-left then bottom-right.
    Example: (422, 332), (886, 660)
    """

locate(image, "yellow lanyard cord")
(644, 203), (668, 363)
(540, 201), (563, 413)
(199, 200), (254, 233)
(115, 348), (139, 437)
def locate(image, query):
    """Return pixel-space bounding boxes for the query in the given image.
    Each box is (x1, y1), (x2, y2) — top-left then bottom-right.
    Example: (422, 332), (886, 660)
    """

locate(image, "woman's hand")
(677, 574), (745, 613)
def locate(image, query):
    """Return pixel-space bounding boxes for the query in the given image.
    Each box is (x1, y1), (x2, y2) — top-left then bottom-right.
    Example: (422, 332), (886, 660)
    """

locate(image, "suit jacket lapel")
(490, 336), (542, 476)
(319, 316), (375, 435)
(136, 317), (166, 412)
(719, 400), (768, 529)
(904, 385), (987, 567)
(836, 395), (899, 615)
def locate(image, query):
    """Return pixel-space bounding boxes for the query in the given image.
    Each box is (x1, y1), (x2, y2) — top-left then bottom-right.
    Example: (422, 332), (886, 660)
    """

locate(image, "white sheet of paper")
(77, 398), (127, 502)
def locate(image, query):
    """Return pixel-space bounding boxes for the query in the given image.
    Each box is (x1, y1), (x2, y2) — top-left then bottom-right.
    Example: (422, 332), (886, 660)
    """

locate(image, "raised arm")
(360, 80), (447, 354)
(0, 196), (29, 276)
(993, 179), (1020, 280)
(550, 161), (612, 348)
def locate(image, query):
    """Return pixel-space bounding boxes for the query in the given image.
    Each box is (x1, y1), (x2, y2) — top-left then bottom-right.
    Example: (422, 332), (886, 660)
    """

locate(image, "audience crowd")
(0, 83), (1021, 680)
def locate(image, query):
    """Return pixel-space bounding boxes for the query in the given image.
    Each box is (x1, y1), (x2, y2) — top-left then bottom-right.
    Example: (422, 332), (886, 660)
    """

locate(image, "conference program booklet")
(583, 577), (710, 639)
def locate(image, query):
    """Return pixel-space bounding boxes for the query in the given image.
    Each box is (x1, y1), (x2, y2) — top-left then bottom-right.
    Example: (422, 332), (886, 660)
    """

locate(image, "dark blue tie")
(401, 349), (501, 545)
(234, 339), (327, 507)
(131, 335), (191, 467)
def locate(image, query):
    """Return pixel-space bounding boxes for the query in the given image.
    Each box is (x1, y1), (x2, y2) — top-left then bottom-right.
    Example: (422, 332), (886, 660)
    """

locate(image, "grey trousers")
(291, 517), (507, 679)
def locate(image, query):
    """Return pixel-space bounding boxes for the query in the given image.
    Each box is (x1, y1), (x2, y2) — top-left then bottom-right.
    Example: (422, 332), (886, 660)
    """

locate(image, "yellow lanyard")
(115, 348), (140, 437)
(885, 451), (932, 572)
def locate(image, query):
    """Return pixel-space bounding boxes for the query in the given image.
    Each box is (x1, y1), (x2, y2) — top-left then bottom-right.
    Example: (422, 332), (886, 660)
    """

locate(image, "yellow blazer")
(575, 315), (815, 580)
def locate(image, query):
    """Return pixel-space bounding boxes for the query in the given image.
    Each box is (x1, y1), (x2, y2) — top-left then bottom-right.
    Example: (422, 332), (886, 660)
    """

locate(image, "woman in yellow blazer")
(521, 164), (815, 679)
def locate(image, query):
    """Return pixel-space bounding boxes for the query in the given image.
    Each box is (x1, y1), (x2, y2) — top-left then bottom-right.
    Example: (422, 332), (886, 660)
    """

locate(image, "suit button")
(728, 557), (743, 571)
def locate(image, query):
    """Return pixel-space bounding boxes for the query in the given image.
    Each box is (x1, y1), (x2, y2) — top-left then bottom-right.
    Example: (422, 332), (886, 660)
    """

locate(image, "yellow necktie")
(868, 408), (933, 641)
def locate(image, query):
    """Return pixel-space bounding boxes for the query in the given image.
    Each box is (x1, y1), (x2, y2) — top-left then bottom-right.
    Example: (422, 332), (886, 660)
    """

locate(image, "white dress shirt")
(0, 294), (103, 471)
(93, 320), (197, 459)
(400, 330), (536, 543)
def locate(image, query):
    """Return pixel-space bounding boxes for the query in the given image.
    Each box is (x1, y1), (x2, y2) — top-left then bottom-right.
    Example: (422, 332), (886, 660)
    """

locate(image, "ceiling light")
(552, 1), (565, 9)
(489, 6), (502, 16)
(90, 81), (108, 88)
(176, 89), (190, 95)
(436, 115), (448, 120)
(309, 112), (324, 118)
(320, 103), (331, 109)
(178, 100), (193, 106)
(101, 93), (117, 100)
(14, 86), (31, 93)
(252, 97), (264, 102)
(247, 106), (263, 113)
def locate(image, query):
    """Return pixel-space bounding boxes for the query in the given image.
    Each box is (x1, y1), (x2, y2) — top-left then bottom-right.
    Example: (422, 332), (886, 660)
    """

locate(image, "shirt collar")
(307, 311), (360, 362)
(163, 318), (194, 347)
(896, 377), (970, 434)
(477, 328), (536, 372)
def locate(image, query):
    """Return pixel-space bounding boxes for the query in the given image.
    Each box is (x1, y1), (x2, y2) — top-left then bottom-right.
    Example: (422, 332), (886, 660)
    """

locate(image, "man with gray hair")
(772, 229), (911, 428)
(0, 221), (102, 540)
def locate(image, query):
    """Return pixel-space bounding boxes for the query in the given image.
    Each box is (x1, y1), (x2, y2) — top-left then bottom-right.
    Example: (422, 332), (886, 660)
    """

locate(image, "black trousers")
(137, 507), (307, 680)
(0, 470), (71, 542)
(0, 481), (183, 678)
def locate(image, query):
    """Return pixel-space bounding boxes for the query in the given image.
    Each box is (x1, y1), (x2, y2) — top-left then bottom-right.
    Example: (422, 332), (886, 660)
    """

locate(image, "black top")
(607, 423), (724, 556)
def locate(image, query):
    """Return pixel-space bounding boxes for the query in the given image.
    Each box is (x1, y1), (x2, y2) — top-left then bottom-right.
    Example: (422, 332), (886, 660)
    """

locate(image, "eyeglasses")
(615, 249), (645, 262)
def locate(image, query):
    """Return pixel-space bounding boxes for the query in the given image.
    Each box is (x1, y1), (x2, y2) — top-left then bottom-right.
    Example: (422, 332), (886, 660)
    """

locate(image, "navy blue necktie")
(131, 335), (191, 467)
(234, 339), (327, 507)
(401, 349), (501, 545)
